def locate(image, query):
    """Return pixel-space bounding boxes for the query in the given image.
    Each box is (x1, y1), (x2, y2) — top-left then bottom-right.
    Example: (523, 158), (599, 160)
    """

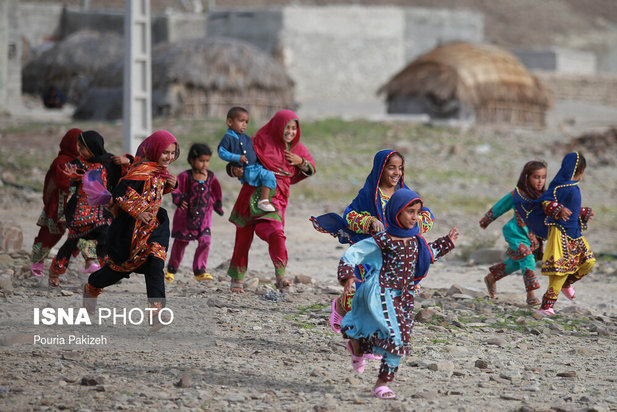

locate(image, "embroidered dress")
(167, 170), (223, 275)
(31, 129), (95, 264)
(524, 153), (595, 310)
(227, 110), (315, 281)
(88, 130), (179, 305)
(480, 190), (540, 291)
(338, 189), (454, 382)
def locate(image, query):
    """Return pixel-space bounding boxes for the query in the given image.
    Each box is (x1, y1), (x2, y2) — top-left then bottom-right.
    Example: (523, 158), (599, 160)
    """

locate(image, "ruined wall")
(536, 71), (617, 107)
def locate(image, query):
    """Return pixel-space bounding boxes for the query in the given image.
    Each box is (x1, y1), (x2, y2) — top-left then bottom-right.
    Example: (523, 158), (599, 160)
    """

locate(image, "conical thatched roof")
(379, 42), (552, 109)
(95, 37), (293, 92)
(22, 30), (123, 99)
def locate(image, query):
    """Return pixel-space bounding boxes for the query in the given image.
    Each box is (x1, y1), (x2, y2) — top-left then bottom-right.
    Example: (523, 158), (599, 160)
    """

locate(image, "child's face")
(283, 121), (298, 144)
(231, 165), (244, 178)
(191, 154), (211, 173)
(528, 167), (547, 191)
(227, 112), (249, 135)
(158, 143), (177, 168)
(397, 202), (422, 229)
(379, 155), (403, 189)
(77, 141), (93, 160)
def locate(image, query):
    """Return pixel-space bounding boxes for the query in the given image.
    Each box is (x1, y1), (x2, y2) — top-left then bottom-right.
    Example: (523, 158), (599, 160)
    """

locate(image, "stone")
(294, 274), (314, 285)
(414, 308), (435, 323)
(0, 274), (13, 291)
(485, 337), (507, 346)
(81, 375), (105, 386)
(0, 221), (23, 251)
(556, 371), (577, 378)
(175, 375), (193, 388)
(244, 277), (260, 291)
(475, 359), (489, 369)
(427, 361), (454, 371)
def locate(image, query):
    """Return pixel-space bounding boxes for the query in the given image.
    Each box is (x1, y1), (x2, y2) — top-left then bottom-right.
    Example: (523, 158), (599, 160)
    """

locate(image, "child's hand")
(111, 155), (130, 165)
(343, 276), (362, 294)
(557, 206), (572, 221)
(370, 219), (385, 233)
(137, 211), (154, 224)
(63, 163), (84, 178)
(166, 175), (177, 188)
(448, 227), (460, 243)
(232, 166), (244, 178)
(240, 155), (249, 164)
(180, 200), (188, 209)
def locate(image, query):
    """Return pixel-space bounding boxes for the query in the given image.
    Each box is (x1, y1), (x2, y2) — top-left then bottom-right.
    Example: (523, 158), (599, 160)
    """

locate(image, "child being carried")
(218, 106), (277, 212)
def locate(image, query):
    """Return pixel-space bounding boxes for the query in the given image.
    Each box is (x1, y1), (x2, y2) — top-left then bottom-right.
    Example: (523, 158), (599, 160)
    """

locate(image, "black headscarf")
(79, 130), (121, 189)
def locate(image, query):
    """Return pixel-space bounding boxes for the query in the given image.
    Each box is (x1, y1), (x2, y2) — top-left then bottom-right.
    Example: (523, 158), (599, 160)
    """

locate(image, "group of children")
(31, 111), (596, 400)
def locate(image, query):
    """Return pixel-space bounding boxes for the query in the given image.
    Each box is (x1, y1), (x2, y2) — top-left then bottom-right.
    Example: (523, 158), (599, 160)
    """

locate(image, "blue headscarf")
(523, 152), (583, 239)
(349, 150), (407, 223)
(384, 188), (421, 238)
(383, 188), (433, 283)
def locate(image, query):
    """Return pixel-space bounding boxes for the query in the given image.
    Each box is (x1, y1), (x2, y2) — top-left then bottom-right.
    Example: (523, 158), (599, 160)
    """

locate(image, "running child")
(480, 160), (547, 305)
(48, 130), (123, 287)
(527, 152), (595, 316)
(218, 106), (277, 212)
(165, 143), (223, 282)
(338, 188), (458, 399)
(83, 130), (179, 331)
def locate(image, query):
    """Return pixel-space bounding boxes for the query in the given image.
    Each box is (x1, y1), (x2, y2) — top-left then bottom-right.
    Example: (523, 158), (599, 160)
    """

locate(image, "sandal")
(372, 385), (396, 399)
(345, 340), (365, 373)
(363, 353), (383, 360)
(562, 285), (576, 301)
(329, 299), (343, 333)
(194, 272), (213, 281)
(80, 262), (100, 274)
(230, 279), (244, 294)
(30, 262), (44, 277)
(275, 276), (293, 290)
(164, 271), (175, 282)
(484, 274), (497, 299)
(48, 270), (60, 288)
(526, 296), (540, 306)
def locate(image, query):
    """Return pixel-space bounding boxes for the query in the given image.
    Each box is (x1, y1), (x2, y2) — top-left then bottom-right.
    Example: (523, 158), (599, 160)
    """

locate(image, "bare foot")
(230, 280), (244, 294)
(484, 273), (497, 299)
(275, 276), (293, 290)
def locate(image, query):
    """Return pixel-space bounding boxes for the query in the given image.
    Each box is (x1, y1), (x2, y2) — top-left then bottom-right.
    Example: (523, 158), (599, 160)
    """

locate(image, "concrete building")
(207, 6), (484, 117)
(513, 48), (597, 75)
(0, 0), (22, 114)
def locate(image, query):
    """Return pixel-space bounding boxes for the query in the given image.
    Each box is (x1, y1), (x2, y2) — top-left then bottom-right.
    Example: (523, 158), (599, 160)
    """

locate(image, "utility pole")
(123, 0), (152, 155)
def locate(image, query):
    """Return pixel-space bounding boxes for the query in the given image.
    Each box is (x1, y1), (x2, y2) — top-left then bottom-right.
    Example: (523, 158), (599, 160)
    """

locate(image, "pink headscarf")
(135, 130), (179, 163)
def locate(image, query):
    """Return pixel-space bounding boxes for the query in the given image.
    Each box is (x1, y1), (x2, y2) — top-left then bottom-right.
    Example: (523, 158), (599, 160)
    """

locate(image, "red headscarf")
(42, 128), (82, 218)
(125, 130), (179, 181)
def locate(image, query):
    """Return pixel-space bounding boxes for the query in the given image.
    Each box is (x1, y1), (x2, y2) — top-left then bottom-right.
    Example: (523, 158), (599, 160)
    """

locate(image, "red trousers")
(228, 220), (287, 280)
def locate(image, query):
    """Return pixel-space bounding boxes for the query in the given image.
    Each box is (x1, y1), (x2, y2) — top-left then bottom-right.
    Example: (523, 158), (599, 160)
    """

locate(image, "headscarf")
(253, 109), (303, 177)
(349, 149), (407, 223)
(124, 130), (178, 181)
(78, 130), (122, 189)
(384, 188), (422, 238)
(42, 128), (82, 216)
(383, 188), (433, 284)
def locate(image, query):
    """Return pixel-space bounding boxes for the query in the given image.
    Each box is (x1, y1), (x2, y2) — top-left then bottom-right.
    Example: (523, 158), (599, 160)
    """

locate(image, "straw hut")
(22, 30), (124, 105)
(378, 42), (552, 127)
(88, 37), (295, 120)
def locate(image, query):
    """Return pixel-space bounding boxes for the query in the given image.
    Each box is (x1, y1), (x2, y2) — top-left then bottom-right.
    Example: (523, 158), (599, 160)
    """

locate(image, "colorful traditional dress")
(525, 152), (595, 310)
(50, 131), (122, 274)
(218, 129), (277, 190)
(339, 189), (454, 383)
(31, 129), (96, 267)
(479, 189), (541, 292)
(227, 110), (315, 281)
(87, 130), (178, 306)
(167, 169), (223, 276)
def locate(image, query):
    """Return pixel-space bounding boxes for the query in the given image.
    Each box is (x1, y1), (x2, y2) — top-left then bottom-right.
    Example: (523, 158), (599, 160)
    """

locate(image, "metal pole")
(123, 0), (152, 155)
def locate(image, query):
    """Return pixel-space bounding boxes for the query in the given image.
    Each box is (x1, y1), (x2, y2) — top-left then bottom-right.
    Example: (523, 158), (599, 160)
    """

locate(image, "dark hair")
(226, 106), (249, 120)
(387, 151), (405, 165)
(574, 153), (586, 176)
(516, 160), (547, 199)
(226, 163), (235, 178)
(187, 143), (212, 164)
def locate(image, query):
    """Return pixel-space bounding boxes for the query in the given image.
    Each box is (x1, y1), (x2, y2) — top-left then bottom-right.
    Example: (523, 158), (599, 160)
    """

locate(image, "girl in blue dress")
(337, 188), (458, 399)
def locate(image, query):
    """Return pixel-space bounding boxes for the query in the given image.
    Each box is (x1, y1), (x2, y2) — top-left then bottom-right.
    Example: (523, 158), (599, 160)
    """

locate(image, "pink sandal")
(80, 262), (101, 274)
(372, 385), (396, 399)
(345, 341), (365, 373)
(562, 286), (576, 301)
(30, 262), (44, 277)
(330, 299), (343, 333)
(363, 353), (383, 360)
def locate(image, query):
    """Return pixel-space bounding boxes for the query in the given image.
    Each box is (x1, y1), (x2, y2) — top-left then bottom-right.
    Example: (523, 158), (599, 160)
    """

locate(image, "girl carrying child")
(83, 130), (179, 330)
(165, 143), (223, 282)
(525, 152), (595, 315)
(337, 188), (458, 399)
(479, 160), (547, 305)
(48, 130), (123, 287)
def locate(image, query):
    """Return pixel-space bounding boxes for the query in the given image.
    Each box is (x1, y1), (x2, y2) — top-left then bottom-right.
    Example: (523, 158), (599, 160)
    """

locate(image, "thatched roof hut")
(89, 37), (295, 120)
(22, 30), (124, 104)
(378, 42), (553, 127)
